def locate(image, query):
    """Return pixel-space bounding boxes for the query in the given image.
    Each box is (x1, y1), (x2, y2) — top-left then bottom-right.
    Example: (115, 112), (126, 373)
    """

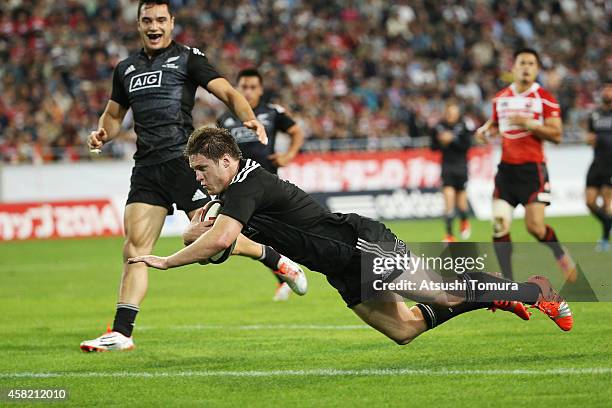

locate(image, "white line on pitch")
(1, 368), (611, 379)
(136, 324), (371, 331)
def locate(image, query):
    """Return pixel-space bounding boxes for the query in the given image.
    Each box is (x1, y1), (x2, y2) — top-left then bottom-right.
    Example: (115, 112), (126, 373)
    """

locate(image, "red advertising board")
(279, 146), (493, 193)
(0, 199), (122, 241)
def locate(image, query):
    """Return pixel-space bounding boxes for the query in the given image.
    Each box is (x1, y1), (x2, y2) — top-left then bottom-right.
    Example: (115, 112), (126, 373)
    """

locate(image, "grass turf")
(0, 215), (610, 406)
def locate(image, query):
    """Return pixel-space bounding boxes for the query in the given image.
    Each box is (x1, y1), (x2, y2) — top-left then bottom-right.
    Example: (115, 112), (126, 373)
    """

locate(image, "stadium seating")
(0, 0), (608, 162)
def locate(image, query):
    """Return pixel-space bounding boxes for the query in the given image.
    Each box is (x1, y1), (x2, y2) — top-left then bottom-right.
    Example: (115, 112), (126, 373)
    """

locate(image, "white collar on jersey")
(510, 82), (540, 96)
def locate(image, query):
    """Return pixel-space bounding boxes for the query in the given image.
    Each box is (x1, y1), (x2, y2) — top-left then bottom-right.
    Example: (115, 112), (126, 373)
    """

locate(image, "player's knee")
(393, 337), (413, 346)
(525, 219), (545, 239)
(390, 332), (416, 346)
(383, 325), (420, 345)
(492, 200), (512, 238)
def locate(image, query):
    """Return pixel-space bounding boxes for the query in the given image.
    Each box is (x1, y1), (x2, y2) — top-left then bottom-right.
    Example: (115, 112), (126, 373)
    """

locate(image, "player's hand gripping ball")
(200, 199), (236, 264)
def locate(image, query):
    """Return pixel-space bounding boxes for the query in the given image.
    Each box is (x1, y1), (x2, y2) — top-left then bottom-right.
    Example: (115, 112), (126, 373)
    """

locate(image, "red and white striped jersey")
(491, 83), (561, 164)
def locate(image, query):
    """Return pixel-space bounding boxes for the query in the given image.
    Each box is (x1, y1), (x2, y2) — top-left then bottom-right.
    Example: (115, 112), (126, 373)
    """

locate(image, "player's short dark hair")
(185, 126), (242, 161)
(513, 47), (541, 66)
(237, 68), (263, 85)
(137, 0), (173, 19)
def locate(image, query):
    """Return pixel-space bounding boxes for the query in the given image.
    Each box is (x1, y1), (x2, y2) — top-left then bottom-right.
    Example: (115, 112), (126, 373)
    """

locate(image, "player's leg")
(411, 272), (572, 332)
(586, 186), (607, 246)
(344, 217), (569, 344)
(116, 203), (168, 323)
(442, 186), (456, 242)
(456, 189), (471, 239)
(352, 275), (544, 345)
(586, 174), (611, 250)
(585, 185), (601, 216)
(354, 265), (575, 344)
(353, 299), (507, 345)
(352, 299), (428, 345)
(491, 165), (516, 279)
(524, 202), (576, 282)
(524, 202), (547, 239)
(585, 162), (611, 248)
(604, 184), (612, 234)
(80, 202), (167, 352)
(599, 185), (612, 251)
(492, 198), (514, 279)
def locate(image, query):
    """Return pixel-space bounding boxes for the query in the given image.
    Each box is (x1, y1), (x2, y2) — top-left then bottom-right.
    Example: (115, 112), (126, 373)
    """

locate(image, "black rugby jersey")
(217, 103), (296, 173)
(111, 41), (221, 166)
(431, 120), (472, 169)
(588, 108), (612, 163)
(218, 159), (358, 272)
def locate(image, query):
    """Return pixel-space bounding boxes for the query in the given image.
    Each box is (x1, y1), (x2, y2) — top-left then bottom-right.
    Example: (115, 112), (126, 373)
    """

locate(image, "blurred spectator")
(0, 0), (609, 163)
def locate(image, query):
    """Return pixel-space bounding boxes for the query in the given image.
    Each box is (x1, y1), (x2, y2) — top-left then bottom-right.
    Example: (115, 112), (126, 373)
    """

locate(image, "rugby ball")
(200, 199), (236, 264)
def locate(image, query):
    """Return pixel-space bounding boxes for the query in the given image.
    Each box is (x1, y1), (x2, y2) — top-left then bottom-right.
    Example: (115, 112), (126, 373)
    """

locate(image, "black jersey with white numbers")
(218, 159), (358, 272)
(111, 41), (221, 166)
(217, 103), (296, 174)
(588, 109), (612, 163)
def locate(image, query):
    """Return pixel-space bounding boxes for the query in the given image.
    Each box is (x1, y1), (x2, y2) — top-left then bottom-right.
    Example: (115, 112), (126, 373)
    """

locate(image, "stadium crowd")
(0, 0), (609, 163)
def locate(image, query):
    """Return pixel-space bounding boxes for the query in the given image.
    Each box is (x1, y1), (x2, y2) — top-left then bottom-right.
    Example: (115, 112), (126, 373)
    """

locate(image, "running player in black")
(129, 126), (574, 347)
(432, 100), (472, 242)
(218, 68), (304, 174)
(218, 68), (305, 300)
(80, 0), (306, 352)
(585, 83), (612, 252)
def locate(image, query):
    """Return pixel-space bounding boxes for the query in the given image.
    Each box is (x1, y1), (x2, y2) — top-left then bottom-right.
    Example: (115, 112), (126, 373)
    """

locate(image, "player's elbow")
(392, 335), (415, 346)
(214, 232), (237, 252)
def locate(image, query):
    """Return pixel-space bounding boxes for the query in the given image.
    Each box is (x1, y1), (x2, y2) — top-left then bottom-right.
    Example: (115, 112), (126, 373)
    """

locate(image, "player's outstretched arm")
(88, 100), (128, 151)
(128, 214), (242, 269)
(207, 77), (268, 145)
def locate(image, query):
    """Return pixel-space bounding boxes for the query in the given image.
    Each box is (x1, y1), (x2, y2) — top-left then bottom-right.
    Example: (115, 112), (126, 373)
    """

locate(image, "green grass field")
(1, 215), (611, 407)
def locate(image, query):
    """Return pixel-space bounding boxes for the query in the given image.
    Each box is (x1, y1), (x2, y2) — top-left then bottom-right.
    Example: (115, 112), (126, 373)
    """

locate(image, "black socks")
(445, 212), (454, 236)
(259, 245), (282, 285)
(462, 272), (540, 304)
(537, 225), (565, 259)
(590, 206), (611, 240)
(112, 303), (139, 337)
(493, 233), (513, 280)
(258, 245), (281, 270)
(416, 302), (489, 330)
(416, 272), (541, 331)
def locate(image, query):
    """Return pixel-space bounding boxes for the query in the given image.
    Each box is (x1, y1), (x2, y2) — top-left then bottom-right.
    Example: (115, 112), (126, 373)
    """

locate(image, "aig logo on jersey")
(129, 70), (163, 92)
